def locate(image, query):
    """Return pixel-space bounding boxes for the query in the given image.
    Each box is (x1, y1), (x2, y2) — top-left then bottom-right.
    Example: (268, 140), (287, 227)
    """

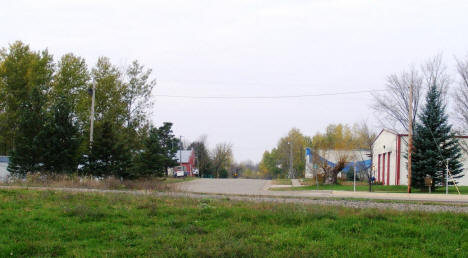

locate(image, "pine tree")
(156, 122), (179, 174)
(133, 124), (179, 178)
(412, 84), (463, 190)
(84, 121), (131, 178)
(133, 127), (166, 177)
(7, 87), (47, 176)
(39, 97), (81, 174)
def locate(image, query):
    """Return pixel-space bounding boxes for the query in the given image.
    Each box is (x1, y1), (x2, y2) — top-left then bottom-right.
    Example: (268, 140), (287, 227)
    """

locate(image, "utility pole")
(353, 162), (356, 192)
(89, 80), (96, 148)
(407, 83), (413, 193)
(288, 141), (294, 179)
(179, 136), (183, 173)
(446, 159), (449, 195)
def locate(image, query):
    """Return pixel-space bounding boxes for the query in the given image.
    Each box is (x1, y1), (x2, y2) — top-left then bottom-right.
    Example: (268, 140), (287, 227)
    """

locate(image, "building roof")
(314, 149), (370, 164)
(175, 150), (193, 163)
(374, 128), (468, 142)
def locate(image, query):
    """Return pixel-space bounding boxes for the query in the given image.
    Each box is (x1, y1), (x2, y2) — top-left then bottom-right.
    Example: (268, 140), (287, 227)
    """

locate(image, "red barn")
(175, 150), (196, 175)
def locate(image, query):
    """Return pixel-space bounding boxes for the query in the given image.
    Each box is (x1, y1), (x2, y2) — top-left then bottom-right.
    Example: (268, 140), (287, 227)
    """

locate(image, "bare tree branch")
(454, 55), (468, 133)
(372, 67), (423, 132)
(372, 55), (449, 133)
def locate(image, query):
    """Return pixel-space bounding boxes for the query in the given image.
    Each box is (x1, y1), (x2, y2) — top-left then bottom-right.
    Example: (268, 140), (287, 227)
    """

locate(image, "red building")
(175, 150), (196, 175)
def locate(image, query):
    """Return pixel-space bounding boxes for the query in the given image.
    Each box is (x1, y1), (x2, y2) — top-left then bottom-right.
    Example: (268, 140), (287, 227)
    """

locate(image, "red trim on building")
(378, 154), (381, 182)
(382, 153), (386, 185)
(396, 135), (401, 185)
(387, 152), (391, 186)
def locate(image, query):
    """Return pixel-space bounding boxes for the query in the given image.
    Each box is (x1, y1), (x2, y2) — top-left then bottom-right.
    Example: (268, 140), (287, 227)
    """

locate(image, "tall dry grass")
(1, 173), (177, 191)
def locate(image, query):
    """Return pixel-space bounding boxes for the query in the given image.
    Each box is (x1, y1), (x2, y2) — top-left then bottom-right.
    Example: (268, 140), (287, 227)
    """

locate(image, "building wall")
(372, 130), (468, 186)
(372, 130), (399, 185)
(455, 138), (468, 185)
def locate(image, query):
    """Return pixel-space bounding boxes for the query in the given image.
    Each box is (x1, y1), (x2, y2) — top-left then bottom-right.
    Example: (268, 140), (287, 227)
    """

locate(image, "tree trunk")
(322, 160), (346, 185)
(323, 168), (338, 184)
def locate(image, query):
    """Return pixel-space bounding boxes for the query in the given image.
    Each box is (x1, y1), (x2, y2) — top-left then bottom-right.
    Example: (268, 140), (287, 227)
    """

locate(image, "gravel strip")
(1, 185), (467, 213)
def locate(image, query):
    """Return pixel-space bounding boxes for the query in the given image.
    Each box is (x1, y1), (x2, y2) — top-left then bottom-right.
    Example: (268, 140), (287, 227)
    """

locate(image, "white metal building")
(371, 129), (468, 186)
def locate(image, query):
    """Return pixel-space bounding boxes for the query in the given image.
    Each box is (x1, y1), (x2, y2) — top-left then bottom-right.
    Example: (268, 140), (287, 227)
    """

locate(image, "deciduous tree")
(189, 135), (212, 177)
(211, 143), (233, 178)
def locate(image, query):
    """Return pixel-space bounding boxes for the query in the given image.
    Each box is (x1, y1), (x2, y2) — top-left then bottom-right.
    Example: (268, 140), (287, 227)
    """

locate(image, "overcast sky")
(2, 0), (468, 162)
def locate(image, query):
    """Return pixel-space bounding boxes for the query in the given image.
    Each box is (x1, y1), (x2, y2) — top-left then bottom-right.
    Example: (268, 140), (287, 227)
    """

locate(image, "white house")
(371, 129), (468, 186)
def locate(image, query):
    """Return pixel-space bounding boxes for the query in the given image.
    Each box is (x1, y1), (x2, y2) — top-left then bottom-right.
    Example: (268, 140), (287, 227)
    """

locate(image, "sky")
(2, 0), (468, 162)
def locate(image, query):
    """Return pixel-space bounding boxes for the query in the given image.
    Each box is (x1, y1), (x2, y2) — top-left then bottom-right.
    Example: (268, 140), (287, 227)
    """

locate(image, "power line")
(154, 89), (386, 99)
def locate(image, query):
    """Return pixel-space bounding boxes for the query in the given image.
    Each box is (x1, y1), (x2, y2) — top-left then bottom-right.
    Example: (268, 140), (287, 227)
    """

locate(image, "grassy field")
(274, 182), (468, 194)
(0, 189), (467, 257)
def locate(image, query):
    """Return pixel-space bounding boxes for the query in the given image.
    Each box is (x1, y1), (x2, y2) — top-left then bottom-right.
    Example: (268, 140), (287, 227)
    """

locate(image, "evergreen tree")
(39, 97), (81, 174)
(7, 87), (47, 176)
(133, 127), (166, 177)
(133, 123), (179, 178)
(157, 122), (180, 173)
(84, 121), (131, 178)
(412, 84), (463, 190)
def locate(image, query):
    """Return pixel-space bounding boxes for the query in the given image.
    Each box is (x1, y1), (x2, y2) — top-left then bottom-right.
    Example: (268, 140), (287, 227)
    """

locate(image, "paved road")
(178, 178), (468, 203)
(179, 178), (270, 195)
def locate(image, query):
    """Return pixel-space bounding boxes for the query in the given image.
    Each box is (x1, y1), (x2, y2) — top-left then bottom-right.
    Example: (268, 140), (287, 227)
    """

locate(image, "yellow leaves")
(311, 123), (372, 150)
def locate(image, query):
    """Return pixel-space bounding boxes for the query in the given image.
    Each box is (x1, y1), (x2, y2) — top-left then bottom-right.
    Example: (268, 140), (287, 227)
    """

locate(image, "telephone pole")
(179, 136), (183, 171)
(407, 83), (413, 193)
(89, 80), (96, 148)
(288, 141), (294, 179)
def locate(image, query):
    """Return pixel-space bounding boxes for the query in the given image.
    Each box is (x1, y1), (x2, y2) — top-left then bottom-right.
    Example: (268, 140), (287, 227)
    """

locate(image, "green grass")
(164, 177), (198, 184)
(273, 184), (468, 194)
(0, 189), (467, 257)
(271, 179), (292, 185)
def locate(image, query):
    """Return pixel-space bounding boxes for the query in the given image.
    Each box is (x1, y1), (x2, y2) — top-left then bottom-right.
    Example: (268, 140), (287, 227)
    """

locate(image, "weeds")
(0, 189), (466, 257)
(1, 174), (184, 191)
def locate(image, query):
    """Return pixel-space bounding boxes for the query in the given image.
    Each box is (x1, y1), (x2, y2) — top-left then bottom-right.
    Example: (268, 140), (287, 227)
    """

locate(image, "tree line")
(372, 55), (466, 190)
(0, 41), (180, 178)
(188, 137), (234, 178)
(258, 124), (372, 180)
(259, 55), (467, 190)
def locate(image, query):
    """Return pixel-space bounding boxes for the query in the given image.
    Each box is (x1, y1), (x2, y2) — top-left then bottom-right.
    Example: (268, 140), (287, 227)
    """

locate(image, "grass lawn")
(271, 179), (292, 185)
(164, 176), (198, 184)
(274, 183), (468, 194)
(0, 190), (467, 257)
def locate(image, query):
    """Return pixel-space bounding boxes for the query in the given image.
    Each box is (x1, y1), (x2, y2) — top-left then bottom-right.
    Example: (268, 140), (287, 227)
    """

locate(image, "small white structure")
(305, 148), (313, 178)
(0, 156), (9, 181)
(372, 129), (468, 185)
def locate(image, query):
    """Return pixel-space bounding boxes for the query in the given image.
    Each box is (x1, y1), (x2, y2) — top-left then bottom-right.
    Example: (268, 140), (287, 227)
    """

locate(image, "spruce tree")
(8, 87), (47, 176)
(84, 121), (131, 178)
(157, 122), (179, 174)
(133, 127), (166, 177)
(133, 124), (179, 178)
(39, 97), (81, 174)
(412, 84), (463, 190)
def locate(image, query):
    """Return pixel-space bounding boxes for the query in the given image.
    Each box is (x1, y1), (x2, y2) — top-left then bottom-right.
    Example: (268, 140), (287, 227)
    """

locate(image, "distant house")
(372, 129), (468, 186)
(172, 150), (196, 176)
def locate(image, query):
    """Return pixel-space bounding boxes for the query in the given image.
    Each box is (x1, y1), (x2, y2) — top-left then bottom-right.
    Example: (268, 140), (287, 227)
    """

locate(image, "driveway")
(178, 178), (272, 195)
